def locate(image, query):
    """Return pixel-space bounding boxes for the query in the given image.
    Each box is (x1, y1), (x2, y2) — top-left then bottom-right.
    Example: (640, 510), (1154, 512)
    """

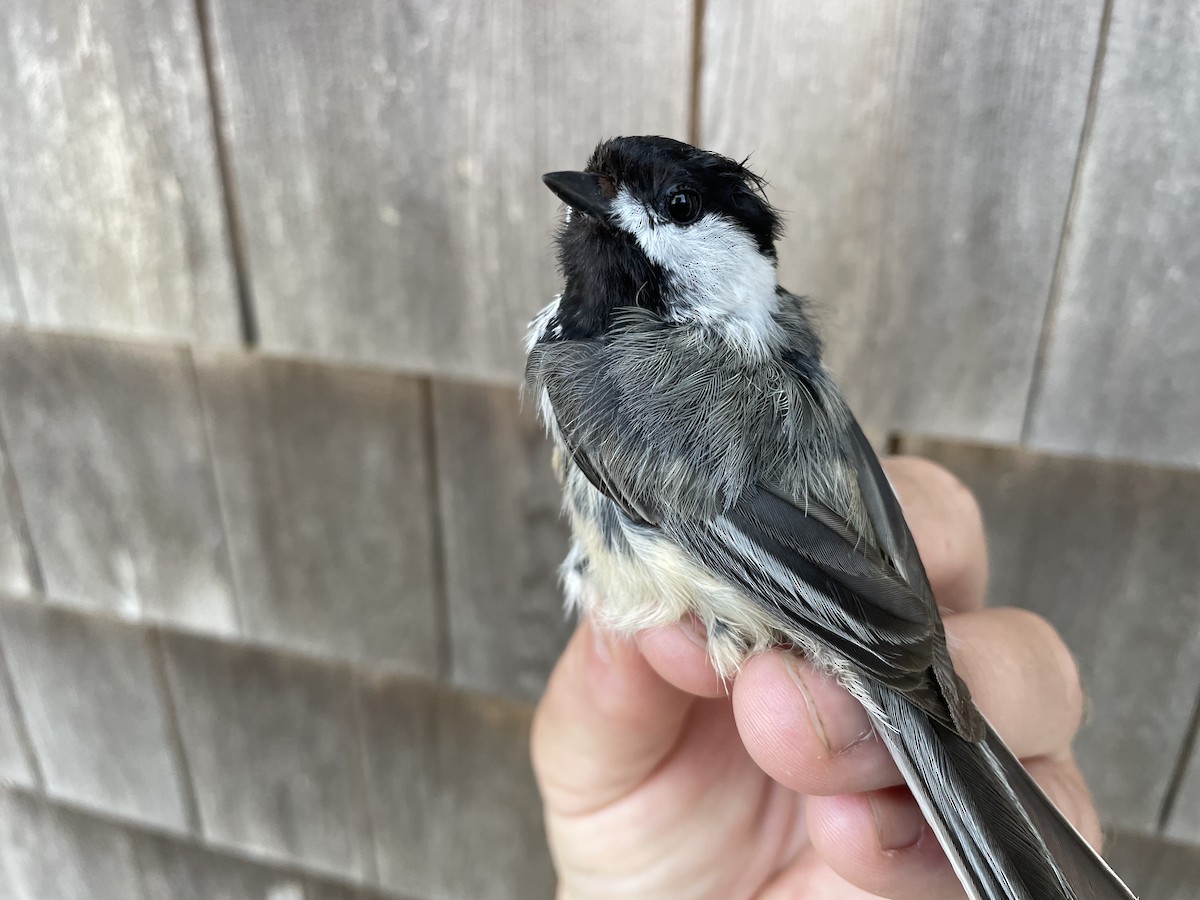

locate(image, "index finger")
(883, 456), (988, 613)
(531, 618), (694, 816)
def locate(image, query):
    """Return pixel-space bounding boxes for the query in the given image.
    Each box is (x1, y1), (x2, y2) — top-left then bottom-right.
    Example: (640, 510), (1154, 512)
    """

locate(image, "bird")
(524, 135), (1136, 900)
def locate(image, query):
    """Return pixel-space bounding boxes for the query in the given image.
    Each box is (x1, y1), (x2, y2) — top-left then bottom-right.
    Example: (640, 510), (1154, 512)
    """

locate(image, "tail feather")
(984, 718), (1137, 899)
(870, 686), (1138, 900)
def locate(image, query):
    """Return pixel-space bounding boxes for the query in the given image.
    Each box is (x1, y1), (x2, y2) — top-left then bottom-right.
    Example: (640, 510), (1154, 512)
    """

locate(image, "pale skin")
(532, 457), (1101, 900)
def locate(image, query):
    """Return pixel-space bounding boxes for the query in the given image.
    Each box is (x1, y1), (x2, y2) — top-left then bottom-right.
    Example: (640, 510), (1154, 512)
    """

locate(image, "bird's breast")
(559, 458), (786, 678)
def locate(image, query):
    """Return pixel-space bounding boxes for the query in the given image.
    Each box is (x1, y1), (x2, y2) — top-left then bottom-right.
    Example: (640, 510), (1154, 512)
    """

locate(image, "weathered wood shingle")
(0, 331), (239, 632)
(902, 438), (1200, 833)
(133, 825), (377, 900)
(0, 207), (21, 334)
(701, 0), (1103, 443)
(0, 790), (143, 900)
(204, 0), (692, 381)
(161, 632), (374, 881)
(196, 354), (440, 675)
(0, 643), (35, 790)
(359, 675), (554, 900)
(433, 381), (571, 701)
(0, 788), (394, 900)
(1105, 831), (1200, 900)
(0, 602), (191, 832)
(0, 435), (33, 599)
(0, 0), (239, 343)
(1165, 734), (1200, 843)
(1025, 0), (1200, 468)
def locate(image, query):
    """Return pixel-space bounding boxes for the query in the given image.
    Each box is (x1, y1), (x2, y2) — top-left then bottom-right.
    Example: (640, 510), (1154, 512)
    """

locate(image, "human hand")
(531, 457), (1101, 899)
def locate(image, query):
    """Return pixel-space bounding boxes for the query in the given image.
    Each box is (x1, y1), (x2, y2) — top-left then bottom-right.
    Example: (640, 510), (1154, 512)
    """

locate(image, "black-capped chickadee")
(525, 136), (1135, 900)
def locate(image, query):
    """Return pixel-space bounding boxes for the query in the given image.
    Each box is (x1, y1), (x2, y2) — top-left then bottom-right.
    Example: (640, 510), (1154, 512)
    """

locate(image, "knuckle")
(889, 455), (985, 542)
(1011, 608), (1085, 726)
(1031, 758), (1103, 848)
(895, 457), (988, 595)
(923, 459), (985, 537)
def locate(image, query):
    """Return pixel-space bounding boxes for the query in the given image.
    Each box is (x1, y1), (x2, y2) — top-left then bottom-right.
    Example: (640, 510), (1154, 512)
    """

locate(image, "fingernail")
(870, 790), (926, 851)
(783, 656), (873, 755)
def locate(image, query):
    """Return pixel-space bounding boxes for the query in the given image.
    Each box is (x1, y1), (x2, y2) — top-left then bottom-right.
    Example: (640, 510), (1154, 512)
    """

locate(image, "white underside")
(559, 461), (882, 719)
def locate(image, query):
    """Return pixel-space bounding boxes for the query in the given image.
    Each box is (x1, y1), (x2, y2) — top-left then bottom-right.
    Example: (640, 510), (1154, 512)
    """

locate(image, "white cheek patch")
(611, 189), (782, 357)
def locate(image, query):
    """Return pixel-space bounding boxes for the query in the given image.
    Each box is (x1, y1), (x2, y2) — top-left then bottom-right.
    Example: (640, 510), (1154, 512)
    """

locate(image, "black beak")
(542, 171), (613, 220)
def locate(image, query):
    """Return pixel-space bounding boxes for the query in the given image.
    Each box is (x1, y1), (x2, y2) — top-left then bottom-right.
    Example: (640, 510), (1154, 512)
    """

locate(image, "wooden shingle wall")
(0, 0), (240, 345)
(0, 0), (1197, 897)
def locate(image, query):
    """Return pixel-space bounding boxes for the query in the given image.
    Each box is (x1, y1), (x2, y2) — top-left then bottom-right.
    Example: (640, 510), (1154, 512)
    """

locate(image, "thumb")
(531, 617), (695, 815)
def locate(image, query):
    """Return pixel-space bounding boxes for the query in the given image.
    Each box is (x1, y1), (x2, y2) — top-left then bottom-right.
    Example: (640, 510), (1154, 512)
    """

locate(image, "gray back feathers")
(526, 293), (864, 531)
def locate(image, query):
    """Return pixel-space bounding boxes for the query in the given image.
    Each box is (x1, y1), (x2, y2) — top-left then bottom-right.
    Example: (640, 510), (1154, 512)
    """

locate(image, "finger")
(805, 757), (1103, 900)
(531, 618), (695, 816)
(636, 616), (728, 698)
(1022, 756), (1104, 850)
(732, 650), (878, 796)
(733, 609), (1085, 796)
(806, 787), (963, 899)
(944, 608), (1084, 762)
(883, 456), (989, 613)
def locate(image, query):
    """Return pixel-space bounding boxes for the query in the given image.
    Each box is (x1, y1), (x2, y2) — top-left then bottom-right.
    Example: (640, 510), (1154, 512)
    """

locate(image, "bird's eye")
(666, 189), (701, 225)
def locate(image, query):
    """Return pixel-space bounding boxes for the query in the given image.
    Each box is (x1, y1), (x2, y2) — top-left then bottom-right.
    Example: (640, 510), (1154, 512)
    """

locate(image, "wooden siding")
(902, 437), (1200, 833)
(0, 331), (240, 632)
(204, 0), (692, 381)
(0, 0), (1196, 895)
(1025, 0), (1200, 469)
(701, 0), (1103, 443)
(196, 354), (441, 676)
(0, 0), (239, 344)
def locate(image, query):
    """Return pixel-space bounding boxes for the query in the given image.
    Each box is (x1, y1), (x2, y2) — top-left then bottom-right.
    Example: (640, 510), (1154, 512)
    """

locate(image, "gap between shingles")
(0, 412), (45, 597)
(1157, 683), (1200, 832)
(0, 612), (45, 790)
(182, 346), (246, 637)
(147, 626), (205, 837)
(419, 377), (454, 683)
(193, 0), (258, 347)
(1019, 0), (1115, 442)
(0, 205), (30, 322)
(688, 0), (707, 146)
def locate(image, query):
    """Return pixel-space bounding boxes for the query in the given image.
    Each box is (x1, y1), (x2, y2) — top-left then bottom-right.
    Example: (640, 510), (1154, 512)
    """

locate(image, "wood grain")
(0, 331), (239, 632)
(432, 381), (571, 701)
(1165, 728), (1200, 842)
(161, 631), (373, 882)
(0, 788), (394, 900)
(0, 640), (35, 790)
(0, 434), (33, 599)
(204, 0), (691, 381)
(1105, 831), (1200, 900)
(0, 206), (22, 323)
(0, 601), (191, 832)
(901, 437), (1200, 833)
(358, 675), (554, 900)
(196, 354), (439, 675)
(133, 824), (382, 900)
(0, 789), (143, 900)
(0, 0), (239, 343)
(701, 0), (1103, 443)
(1026, 0), (1200, 468)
